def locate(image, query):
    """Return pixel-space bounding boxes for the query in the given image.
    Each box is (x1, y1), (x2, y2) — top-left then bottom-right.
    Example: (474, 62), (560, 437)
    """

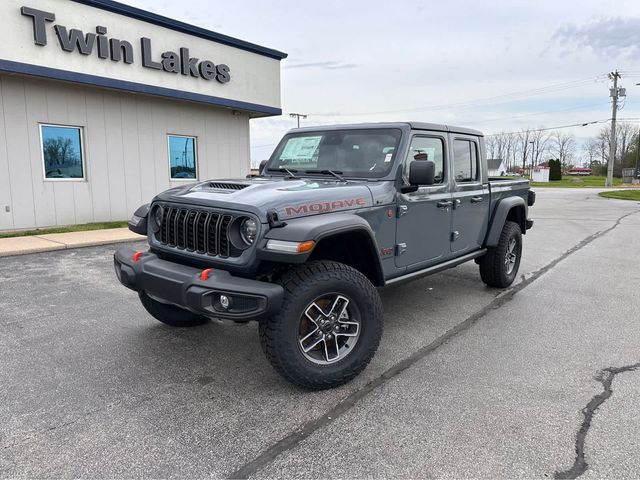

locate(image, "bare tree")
(491, 132), (515, 171)
(517, 128), (533, 172)
(530, 129), (551, 166)
(485, 135), (498, 160)
(615, 121), (636, 166)
(582, 138), (600, 167)
(551, 131), (576, 171)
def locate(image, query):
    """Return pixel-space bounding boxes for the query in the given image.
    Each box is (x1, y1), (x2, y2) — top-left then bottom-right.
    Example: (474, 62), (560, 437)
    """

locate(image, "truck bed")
(487, 178), (531, 216)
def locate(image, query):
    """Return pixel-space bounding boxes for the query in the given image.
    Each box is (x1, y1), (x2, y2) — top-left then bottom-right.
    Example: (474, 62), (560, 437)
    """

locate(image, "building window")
(40, 124), (85, 180)
(168, 135), (197, 180)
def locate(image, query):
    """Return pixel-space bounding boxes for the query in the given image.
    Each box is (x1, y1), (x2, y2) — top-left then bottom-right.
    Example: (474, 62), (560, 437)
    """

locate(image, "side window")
(453, 139), (479, 182)
(404, 136), (445, 184)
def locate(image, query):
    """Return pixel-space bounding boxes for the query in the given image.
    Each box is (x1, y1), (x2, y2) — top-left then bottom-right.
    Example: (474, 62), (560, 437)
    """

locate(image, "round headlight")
(240, 218), (257, 245)
(150, 205), (163, 232)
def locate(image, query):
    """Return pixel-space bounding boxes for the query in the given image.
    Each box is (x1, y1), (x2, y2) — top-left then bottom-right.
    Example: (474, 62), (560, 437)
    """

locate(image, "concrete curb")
(0, 228), (145, 257)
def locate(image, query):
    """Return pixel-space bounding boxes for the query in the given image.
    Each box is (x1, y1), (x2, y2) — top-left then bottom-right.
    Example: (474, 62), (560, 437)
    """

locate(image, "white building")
(0, 0), (286, 231)
(487, 158), (506, 177)
(531, 167), (550, 182)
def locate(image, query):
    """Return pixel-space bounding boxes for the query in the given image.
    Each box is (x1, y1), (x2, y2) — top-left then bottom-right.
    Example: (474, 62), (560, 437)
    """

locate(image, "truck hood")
(154, 177), (376, 222)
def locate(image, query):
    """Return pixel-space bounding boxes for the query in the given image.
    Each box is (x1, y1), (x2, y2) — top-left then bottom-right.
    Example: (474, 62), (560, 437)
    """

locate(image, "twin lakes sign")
(20, 6), (231, 84)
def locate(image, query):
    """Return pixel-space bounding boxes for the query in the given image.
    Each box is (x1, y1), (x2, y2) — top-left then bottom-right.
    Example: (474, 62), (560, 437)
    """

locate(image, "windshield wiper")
(267, 167), (298, 178)
(305, 169), (346, 182)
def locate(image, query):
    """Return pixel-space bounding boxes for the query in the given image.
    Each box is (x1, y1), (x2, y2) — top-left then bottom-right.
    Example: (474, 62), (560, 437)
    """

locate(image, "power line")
(308, 75), (607, 116)
(468, 101), (611, 125)
(484, 119), (610, 137)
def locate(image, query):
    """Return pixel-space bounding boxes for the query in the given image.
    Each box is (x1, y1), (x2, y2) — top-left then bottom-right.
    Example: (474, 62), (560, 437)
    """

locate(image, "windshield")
(267, 128), (402, 178)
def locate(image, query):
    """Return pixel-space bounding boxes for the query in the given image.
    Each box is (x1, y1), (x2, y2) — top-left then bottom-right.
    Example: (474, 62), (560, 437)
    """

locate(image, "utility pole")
(289, 113), (307, 128)
(606, 71), (623, 187)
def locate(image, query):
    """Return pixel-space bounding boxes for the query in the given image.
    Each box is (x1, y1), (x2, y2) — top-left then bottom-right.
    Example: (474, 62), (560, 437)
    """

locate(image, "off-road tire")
(259, 261), (383, 390)
(479, 220), (522, 288)
(138, 292), (210, 327)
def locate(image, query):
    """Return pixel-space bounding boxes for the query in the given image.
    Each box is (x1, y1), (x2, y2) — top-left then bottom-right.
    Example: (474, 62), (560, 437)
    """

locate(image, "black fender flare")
(485, 196), (527, 247)
(257, 213), (384, 285)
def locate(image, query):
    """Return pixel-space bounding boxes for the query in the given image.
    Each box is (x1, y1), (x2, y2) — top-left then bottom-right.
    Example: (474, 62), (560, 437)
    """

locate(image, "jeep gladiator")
(114, 122), (535, 389)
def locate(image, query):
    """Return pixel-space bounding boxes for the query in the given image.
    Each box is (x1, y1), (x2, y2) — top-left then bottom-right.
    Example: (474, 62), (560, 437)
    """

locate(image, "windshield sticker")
(280, 136), (322, 163)
(283, 197), (368, 217)
(384, 153), (393, 163)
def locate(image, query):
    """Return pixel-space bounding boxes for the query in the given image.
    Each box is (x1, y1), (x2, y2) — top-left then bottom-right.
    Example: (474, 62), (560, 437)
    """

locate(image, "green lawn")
(598, 190), (640, 201)
(530, 175), (623, 188)
(0, 221), (128, 239)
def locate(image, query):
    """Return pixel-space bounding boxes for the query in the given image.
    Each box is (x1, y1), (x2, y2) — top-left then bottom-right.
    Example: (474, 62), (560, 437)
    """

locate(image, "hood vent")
(204, 182), (250, 191)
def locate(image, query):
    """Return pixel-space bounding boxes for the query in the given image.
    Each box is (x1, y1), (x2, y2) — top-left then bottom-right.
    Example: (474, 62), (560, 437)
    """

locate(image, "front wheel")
(259, 261), (383, 390)
(478, 220), (522, 288)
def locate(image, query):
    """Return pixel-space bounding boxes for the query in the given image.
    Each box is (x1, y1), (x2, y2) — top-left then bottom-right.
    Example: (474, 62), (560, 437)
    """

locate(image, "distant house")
(487, 158), (507, 177)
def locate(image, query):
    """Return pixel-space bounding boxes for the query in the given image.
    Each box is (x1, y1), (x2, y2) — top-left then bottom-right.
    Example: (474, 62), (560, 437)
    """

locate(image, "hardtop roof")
(290, 122), (483, 137)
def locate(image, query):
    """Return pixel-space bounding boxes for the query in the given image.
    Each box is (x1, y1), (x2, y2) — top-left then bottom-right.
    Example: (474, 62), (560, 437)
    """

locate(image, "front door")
(395, 134), (452, 269)
(450, 137), (490, 253)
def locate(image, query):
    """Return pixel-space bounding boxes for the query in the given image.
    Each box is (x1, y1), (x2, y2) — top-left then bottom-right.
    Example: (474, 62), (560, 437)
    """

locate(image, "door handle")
(470, 196), (484, 203)
(437, 200), (453, 209)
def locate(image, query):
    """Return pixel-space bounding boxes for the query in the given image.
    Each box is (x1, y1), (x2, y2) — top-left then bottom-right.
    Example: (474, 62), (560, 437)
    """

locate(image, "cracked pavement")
(1, 188), (639, 478)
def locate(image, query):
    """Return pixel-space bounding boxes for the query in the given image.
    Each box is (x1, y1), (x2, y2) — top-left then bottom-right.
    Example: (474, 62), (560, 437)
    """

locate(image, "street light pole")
(289, 113), (307, 128)
(636, 83), (640, 181)
(529, 140), (535, 178)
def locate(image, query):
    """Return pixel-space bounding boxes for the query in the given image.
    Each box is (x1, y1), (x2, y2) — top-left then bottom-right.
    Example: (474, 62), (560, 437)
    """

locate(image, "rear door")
(395, 133), (452, 268)
(450, 136), (490, 253)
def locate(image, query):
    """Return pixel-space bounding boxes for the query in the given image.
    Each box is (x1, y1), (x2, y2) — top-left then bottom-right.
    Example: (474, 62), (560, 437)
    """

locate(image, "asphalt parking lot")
(1, 188), (639, 478)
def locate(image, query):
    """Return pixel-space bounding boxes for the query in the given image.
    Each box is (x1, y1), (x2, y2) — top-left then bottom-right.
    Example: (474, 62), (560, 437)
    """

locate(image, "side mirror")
(258, 160), (268, 175)
(128, 203), (149, 236)
(409, 160), (435, 186)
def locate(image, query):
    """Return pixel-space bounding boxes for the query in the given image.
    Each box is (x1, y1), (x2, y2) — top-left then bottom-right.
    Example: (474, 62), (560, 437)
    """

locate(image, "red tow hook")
(201, 268), (213, 281)
(133, 251), (144, 263)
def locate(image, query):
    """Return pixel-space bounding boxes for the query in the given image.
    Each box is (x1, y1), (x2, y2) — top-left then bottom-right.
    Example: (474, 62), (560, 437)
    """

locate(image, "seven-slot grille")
(156, 206), (237, 258)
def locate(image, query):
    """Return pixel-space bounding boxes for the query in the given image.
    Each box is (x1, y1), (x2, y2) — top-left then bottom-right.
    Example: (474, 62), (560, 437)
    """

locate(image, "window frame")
(452, 137), (481, 184)
(39, 123), (87, 182)
(403, 133), (447, 186)
(167, 134), (199, 181)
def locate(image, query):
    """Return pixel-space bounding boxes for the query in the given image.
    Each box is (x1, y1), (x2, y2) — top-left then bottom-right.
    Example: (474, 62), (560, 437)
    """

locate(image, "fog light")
(220, 295), (231, 310)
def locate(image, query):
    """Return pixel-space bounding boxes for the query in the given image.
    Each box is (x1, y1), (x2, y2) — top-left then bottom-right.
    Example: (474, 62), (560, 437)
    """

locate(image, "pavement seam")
(226, 208), (640, 480)
(32, 235), (68, 246)
(554, 362), (640, 479)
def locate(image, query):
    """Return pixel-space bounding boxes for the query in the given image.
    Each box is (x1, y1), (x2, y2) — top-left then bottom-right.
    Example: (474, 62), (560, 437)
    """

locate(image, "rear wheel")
(479, 220), (522, 288)
(138, 292), (210, 327)
(260, 261), (383, 390)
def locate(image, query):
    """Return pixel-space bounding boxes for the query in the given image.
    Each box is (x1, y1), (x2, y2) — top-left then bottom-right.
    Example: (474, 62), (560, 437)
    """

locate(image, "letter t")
(21, 6), (55, 46)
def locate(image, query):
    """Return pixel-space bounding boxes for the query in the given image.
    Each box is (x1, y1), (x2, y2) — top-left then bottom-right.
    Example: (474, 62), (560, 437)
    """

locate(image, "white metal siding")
(0, 75), (252, 230)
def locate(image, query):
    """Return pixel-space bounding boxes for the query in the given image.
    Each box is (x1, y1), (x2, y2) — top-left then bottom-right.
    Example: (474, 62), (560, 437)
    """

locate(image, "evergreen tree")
(549, 159), (562, 181)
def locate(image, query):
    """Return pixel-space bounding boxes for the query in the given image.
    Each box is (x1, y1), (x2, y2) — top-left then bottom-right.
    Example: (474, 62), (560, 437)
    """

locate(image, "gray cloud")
(553, 17), (640, 59)
(284, 60), (357, 70)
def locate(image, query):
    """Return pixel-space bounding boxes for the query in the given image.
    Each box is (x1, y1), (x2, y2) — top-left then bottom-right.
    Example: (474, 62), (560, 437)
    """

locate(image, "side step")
(384, 249), (487, 287)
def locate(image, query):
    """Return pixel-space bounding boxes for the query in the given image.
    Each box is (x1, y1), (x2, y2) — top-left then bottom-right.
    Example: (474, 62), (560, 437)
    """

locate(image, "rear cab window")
(453, 139), (480, 183)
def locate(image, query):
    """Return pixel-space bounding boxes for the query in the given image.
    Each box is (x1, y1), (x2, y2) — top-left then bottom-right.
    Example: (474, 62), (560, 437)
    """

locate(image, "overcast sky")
(123, 0), (640, 164)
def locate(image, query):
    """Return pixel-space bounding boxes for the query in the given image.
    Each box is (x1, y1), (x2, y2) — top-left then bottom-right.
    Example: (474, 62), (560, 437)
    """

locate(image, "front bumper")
(114, 247), (283, 321)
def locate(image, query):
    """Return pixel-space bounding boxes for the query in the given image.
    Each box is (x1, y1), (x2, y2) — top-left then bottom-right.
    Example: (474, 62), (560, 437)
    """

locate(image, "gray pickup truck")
(114, 122), (534, 390)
